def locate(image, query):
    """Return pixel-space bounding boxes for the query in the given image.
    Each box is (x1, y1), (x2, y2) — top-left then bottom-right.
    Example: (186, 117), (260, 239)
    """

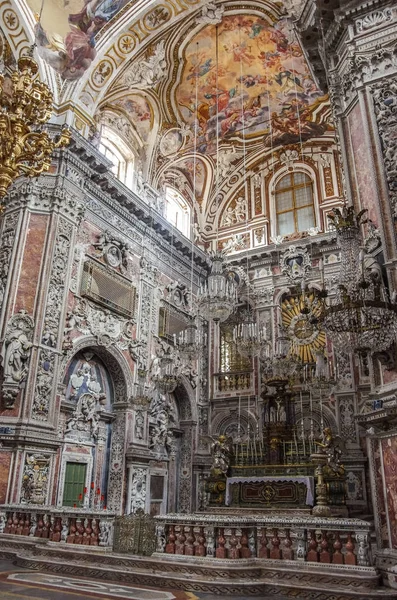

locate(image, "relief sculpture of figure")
(2, 329), (32, 384)
(210, 435), (233, 477)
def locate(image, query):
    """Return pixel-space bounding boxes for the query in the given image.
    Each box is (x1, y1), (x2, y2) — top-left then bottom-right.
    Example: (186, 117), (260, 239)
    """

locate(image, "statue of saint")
(210, 435), (233, 477)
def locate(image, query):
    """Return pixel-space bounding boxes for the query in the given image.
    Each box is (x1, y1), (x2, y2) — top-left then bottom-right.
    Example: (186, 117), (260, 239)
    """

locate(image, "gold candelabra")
(0, 51), (70, 206)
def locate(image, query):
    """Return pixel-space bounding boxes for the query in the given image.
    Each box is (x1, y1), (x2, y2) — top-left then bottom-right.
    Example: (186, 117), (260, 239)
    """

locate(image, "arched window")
(165, 187), (191, 238)
(99, 126), (135, 188)
(275, 172), (315, 236)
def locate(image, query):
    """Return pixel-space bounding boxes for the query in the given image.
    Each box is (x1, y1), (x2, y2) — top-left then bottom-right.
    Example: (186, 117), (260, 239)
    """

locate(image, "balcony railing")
(154, 513), (372, 567)
(215, 371), (253, 394)
(0, 505), (114, 547)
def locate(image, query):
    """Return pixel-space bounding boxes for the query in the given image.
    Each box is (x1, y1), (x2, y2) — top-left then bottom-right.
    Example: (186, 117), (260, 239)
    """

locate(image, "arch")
(212, 409), (257, 440)
(173, 375), (198, 424)
(60, 335), (133, 403)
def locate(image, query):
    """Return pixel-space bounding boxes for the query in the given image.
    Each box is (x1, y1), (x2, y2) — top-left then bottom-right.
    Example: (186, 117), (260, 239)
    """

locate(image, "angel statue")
(210, 435), (233, 477)
(315, 427), (344, 474)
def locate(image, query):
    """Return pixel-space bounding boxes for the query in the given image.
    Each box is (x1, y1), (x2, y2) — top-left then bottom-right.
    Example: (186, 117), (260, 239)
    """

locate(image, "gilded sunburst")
(281, 294), (326, 363)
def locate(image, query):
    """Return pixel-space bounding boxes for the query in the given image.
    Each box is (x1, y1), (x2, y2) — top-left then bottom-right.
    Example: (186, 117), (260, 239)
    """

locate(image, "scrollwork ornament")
(373, 76), (397, 225)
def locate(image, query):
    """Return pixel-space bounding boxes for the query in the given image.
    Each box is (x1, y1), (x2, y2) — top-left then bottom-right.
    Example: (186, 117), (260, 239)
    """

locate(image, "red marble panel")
(0, 452), (11, 503)
(347, 104), (378, 224)
(381, 366), (397, 386)
(381, 436), (397, 548)
(15, 214), (49, 314)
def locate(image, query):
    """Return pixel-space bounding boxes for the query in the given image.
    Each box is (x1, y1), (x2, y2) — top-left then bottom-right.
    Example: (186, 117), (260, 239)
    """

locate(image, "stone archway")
(59, 337), (134, 514)
(169, 378), (197, 514)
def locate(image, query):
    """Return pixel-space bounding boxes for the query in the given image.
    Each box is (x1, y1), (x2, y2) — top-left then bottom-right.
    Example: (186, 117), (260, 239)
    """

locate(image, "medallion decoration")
(280, 245), (311, 283)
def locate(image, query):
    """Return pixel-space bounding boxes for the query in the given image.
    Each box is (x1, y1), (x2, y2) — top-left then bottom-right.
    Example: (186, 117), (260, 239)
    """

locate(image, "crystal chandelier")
(261, 326), (301, 387)
(0, 51), (70, 205)
(197, 252), (237, 322)
(233, 313), (267, 359)
(176, 318), (207, 361)
(314, 206), (397, 355)
(152, 358), (181, 393)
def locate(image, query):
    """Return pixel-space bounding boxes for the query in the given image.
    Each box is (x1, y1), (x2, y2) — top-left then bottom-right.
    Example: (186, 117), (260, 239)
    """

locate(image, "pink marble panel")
(381, 436), (397, 548)
(347, 104), (378, 224)
(15, 214), (49, 314)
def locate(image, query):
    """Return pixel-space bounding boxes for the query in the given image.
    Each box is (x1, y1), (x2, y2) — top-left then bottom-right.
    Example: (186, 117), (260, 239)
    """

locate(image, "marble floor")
(0, 560), (290, 600)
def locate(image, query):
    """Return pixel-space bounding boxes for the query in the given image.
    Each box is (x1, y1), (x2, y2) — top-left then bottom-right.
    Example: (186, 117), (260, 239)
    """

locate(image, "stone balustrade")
(0, 505), (114, 547)
(154, 513), (372, 567)
(215, 371), (252, 393)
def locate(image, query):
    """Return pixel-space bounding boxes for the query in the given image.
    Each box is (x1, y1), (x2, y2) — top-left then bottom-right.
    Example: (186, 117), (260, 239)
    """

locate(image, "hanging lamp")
(196, 25), (237, 323)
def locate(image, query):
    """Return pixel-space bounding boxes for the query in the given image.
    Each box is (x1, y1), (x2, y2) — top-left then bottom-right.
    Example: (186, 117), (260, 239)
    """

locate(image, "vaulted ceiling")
(9, 0), (334, 237)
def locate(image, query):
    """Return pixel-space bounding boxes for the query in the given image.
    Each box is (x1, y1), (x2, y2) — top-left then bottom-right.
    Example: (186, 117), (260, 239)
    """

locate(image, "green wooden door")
(62, 462), (87, 507)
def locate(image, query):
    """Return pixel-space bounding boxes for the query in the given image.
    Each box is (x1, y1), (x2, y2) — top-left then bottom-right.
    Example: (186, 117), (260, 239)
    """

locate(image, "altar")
(225, 476), (314, 508)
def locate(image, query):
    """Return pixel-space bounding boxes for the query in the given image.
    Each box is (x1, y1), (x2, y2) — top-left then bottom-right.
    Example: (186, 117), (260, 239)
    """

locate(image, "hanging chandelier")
(313, 206), (397, 355)
(233, 312), (267, 359)
(197, 252), (237, 322)
(176, 317), (207, 361)
(261, 326), (301, 388)
(0, 51), (70, 205)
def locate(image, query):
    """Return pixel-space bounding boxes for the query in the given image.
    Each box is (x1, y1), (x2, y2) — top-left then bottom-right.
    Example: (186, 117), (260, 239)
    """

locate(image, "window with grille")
(220, 322), (251, 373)
(81, 259), (136, 318)
(275, 172), (315, 236)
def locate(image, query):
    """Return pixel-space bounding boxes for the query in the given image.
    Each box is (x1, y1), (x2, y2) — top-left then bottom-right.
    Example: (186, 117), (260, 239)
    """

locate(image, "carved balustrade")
(215, 371), (253, 394)
(0, 505), (114, 547)
(154, 514), (372, 567)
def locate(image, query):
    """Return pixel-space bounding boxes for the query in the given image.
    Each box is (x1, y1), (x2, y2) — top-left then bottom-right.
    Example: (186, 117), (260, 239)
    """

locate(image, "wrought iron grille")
(113, 510), (156, 555)
(81, 259), (136, 318)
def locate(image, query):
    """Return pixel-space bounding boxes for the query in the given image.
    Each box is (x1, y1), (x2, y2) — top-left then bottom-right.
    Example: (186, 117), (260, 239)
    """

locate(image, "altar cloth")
(225, 475), (315, 506)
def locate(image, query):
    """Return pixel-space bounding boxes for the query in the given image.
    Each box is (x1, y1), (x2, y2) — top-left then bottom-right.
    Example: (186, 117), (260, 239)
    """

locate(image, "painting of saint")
(27, 0), (131, 79)
(176, 14), (328, 152)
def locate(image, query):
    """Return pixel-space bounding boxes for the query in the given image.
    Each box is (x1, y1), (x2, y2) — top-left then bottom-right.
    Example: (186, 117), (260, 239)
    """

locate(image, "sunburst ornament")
(281, 294), (326, 364)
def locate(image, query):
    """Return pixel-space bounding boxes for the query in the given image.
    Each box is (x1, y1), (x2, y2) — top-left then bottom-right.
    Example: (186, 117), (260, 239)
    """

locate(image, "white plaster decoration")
(129, 467), (148, 513)
(33, 217), (74, 421)
(221, 197), (248, 227)
(280, 149), (299, 169)
(122, 40), (167, 89)
(1, 310), (34, 408)
(373, 76), (397, 222)
(280, 245), (311, 283)
(149, 391), (176, 456)
(222, 234), (247, 254)
(93, 230), (131, 275)
(63, 298), (135, 354)
(356, 9), (393, 33)
(65, 382), (106, 443)
(107, 411), (127, 513)
(20, 454), (51, 505)
(346, 471), (364, 503)
(196, 2), (224, 25)
(337, 394), (357, 443)
(0, 211), (19, 306)
(218, 147), (239, 179)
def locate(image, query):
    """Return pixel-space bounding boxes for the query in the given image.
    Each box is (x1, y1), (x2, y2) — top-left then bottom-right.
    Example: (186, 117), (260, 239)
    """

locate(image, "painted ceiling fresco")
(175, 15), (328, 154)
(27, 0), (134, 80)
(113, 95), (153, 143)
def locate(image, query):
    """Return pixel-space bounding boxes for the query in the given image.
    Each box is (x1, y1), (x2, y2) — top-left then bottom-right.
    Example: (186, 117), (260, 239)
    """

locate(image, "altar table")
(225, 476), (314, 507)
